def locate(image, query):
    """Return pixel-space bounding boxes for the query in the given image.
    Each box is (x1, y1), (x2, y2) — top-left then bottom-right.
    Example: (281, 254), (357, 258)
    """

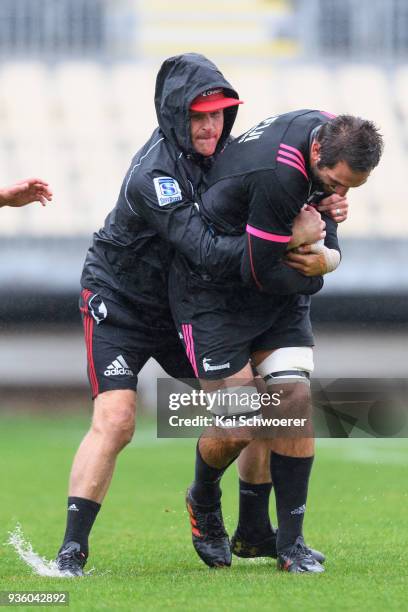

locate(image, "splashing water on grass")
(7, 524), (78, 578)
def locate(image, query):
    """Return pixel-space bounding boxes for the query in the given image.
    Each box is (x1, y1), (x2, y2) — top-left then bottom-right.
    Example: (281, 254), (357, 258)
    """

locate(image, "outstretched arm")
(0, 178), (53, 208)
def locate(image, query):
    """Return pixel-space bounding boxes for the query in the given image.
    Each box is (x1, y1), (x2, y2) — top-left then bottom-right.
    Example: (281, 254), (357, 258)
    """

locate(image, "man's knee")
(92, 389), (136, 450)
(255, 346), (313, 415)
(284, 382), (312, 409)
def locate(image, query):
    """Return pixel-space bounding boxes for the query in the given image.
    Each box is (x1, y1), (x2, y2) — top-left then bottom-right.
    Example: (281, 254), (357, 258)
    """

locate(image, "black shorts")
(80, 288), (196, 398)
(169, 268), (314, 380)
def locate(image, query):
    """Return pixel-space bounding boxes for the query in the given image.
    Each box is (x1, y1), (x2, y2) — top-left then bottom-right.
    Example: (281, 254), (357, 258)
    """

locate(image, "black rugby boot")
(56, 541), (87, 577)
(231, 528), (325, 563)
(277, 535), (325, 573)
(186, 488), (231, 568)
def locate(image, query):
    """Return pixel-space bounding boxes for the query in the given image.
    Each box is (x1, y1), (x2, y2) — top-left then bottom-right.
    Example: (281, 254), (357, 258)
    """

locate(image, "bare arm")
(0, 178), (53, 208)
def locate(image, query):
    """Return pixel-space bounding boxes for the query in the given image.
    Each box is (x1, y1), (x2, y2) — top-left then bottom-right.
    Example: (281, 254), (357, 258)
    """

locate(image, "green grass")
(0, 411), (407, 611)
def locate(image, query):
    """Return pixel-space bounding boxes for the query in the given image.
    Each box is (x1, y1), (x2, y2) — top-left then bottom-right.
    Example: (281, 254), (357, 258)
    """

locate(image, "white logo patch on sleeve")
(153, 176), (183, 206)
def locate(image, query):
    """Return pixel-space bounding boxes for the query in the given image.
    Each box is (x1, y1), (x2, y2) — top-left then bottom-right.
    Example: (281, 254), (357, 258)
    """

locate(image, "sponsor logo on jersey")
(153, 177), (183, 206)
(104, 355), (134, 377)
(203, 357), (231, 372)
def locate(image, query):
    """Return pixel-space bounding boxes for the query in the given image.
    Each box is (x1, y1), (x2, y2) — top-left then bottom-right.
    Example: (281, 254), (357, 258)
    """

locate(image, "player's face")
(190, 110), (224, 157)
(310, 141), (370, 195)
(312, 160), (370, 196)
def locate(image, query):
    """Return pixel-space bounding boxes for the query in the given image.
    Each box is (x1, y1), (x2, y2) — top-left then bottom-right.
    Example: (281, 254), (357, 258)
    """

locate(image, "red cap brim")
(190, 98), (244, 112)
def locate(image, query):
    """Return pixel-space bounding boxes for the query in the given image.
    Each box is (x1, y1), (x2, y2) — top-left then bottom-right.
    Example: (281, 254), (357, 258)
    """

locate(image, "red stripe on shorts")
(81, 289), (99, 398)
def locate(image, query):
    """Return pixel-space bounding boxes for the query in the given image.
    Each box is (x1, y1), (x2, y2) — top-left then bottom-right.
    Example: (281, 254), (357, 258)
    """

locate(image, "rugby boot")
(231, 527), (325, 564)
(277, 535), (325, 573)
(56, 541), (86, 577)
(186, 488), (231, 568)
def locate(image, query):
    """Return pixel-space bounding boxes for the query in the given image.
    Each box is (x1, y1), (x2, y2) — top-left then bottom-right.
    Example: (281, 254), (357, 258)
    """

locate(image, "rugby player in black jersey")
(170, 111), (383, 572)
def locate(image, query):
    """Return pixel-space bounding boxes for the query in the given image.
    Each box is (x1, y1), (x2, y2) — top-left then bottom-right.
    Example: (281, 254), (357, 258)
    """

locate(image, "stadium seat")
(0, 60), (405, 239)
(0, 62), (52, 140)
(110, 63), (157, 147)
(277, 65), (339, 115)
(394, 66), (408, 134)
(53, 62), (113, 141)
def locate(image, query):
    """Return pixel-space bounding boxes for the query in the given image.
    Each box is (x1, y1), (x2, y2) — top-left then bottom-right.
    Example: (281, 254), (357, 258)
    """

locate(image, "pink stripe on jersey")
(276, 156), (309, 180)
(278, 148), (306, 168)
(279, 143), (306, 167)
(320, 111), (337, 119)
(246, 224), (291, 243)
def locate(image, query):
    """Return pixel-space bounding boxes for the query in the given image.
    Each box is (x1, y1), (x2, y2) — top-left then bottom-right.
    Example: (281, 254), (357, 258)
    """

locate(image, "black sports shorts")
(80, 288), (196, 398)
(169, 267), (314, 381)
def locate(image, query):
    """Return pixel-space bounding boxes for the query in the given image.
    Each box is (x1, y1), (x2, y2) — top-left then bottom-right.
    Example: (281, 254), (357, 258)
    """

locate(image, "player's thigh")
(252, 346), (314, 410)
(170, 307), (255, 382)
(251, 344), (315, 442)
(92, 389), (137, 437)
(200, 362), (255, 392)
(80, 289), (150, 399)
(154, 331), (197, 383)
(250, 294), (314, 393)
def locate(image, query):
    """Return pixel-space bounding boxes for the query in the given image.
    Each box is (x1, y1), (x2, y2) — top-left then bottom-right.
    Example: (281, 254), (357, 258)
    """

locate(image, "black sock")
(61, 496), (101, 557)
(190, 443), (236, 507)
(237, 479), (273, 541)
(270, 452), (314, 552)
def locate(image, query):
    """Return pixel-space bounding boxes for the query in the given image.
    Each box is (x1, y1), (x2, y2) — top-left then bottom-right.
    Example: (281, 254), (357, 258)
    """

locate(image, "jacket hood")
(154, 53), (240, 157)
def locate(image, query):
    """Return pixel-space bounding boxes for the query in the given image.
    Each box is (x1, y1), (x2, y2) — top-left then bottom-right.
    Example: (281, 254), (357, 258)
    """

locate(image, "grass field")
(1, 410), (407, 611)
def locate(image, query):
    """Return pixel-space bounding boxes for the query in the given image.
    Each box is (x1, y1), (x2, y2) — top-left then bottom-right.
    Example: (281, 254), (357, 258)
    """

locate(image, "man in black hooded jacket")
(55, 53), (328, 576)
(55, 53), (250, 576)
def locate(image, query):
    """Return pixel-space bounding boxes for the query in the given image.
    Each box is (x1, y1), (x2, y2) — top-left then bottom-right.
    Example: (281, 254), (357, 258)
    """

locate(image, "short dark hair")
(316, 115), (384, 172)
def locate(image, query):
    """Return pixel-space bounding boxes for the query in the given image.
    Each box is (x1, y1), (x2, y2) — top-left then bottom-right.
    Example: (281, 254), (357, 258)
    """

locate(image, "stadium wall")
(0, 237), (406, 325)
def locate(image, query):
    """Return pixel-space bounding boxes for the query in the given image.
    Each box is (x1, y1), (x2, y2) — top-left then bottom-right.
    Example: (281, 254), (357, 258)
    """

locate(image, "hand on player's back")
(0, 177), (53, 208)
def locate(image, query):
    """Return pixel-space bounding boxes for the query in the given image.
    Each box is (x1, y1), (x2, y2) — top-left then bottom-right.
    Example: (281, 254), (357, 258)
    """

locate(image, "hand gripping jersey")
(198, 109), (340, 295)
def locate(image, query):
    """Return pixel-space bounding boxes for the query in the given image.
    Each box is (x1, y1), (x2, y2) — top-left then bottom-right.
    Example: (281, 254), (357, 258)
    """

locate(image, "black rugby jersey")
(199, 109), (338, 293)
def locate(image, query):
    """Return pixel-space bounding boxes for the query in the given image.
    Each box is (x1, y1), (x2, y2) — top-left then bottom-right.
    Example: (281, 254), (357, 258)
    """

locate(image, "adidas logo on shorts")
(290, 504), (306, 515)
(104, 355), (134, 377)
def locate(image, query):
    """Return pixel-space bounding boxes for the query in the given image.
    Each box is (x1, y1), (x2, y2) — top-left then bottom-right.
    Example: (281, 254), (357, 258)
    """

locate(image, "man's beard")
(309, 165), (326, 192)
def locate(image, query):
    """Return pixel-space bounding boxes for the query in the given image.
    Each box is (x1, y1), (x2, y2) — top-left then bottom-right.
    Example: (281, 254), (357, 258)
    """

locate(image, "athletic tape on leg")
(256, 347), (314, 385)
